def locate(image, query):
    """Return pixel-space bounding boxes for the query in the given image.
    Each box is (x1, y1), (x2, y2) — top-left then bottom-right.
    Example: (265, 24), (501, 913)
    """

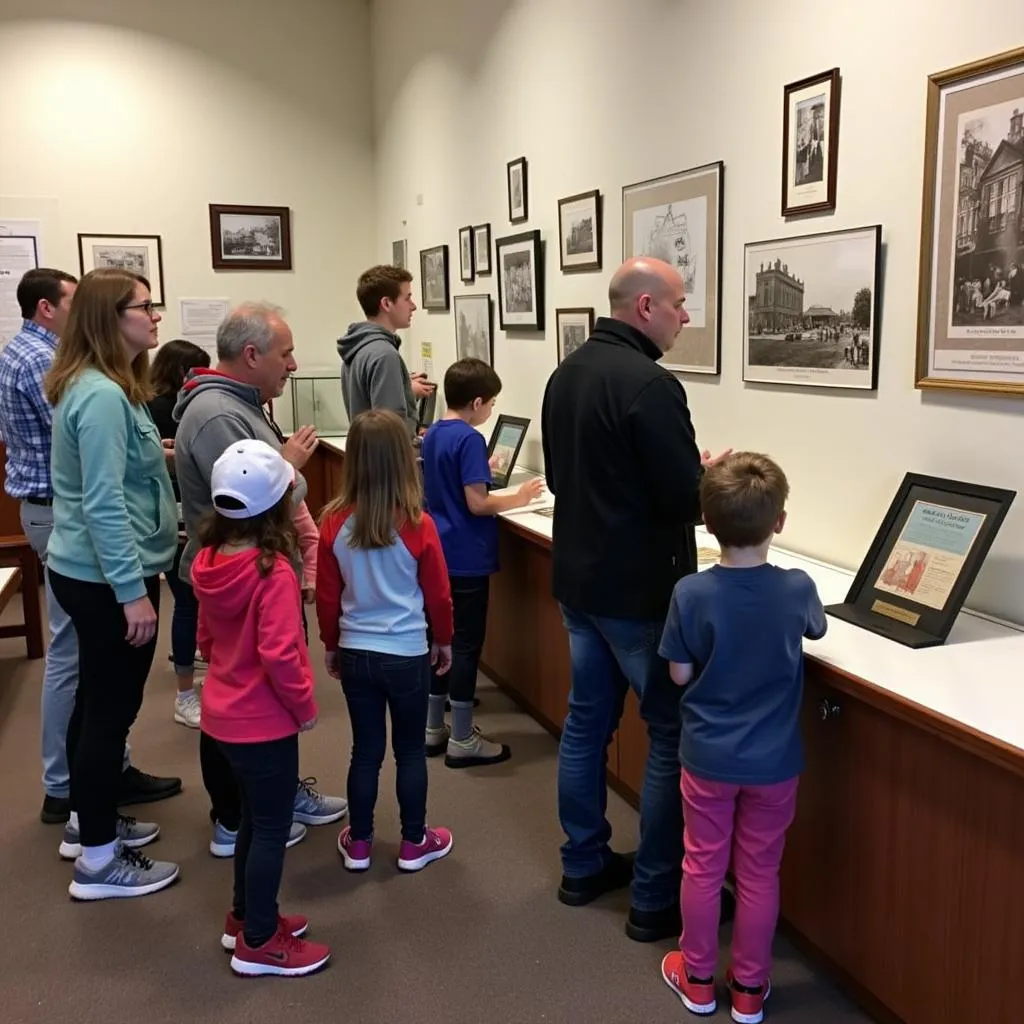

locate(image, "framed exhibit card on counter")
(487, 415), (530, 489)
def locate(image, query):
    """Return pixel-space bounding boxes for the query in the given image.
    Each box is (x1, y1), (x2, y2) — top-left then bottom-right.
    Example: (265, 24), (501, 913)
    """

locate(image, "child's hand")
(324, 651), (340, 679)
(431, 643), (453, 675)
(517, 477), (544, 505)
(299, 715), (318, 732)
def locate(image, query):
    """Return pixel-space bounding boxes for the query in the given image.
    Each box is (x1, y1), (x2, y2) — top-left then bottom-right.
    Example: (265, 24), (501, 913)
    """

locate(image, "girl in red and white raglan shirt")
(315, 409), (454, 874)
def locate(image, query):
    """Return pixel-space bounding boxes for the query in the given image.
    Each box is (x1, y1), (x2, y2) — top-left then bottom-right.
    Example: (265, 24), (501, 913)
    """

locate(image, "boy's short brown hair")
(699, 452), (789, 548)
(356, 265), (413, 317)
(444, 358), (502, 410)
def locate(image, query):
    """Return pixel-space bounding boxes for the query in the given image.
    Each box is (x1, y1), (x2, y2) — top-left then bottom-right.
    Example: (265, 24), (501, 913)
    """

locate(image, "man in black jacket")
(541, 257), (727, 943)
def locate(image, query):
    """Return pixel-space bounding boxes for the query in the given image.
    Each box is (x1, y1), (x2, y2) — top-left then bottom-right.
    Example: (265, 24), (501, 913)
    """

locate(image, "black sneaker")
(625, 886), (736, 943)
(558, 851), (635, 907)
(40, 794), (71, 825)
(117, 766), (182, 807)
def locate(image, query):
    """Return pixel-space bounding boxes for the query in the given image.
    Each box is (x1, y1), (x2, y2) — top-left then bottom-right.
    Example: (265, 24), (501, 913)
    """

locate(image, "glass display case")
(289, 373), (349, 436)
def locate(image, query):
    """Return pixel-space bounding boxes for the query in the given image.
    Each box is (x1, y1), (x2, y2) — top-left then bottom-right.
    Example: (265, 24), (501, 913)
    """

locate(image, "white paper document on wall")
(0, 235), (40, 349)
(180, 298), (230, 356)
(0, 219), (43, 263)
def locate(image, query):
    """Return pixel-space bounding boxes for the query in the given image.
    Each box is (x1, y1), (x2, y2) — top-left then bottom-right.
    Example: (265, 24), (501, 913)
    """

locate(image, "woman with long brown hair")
(45, 267), (180, 899)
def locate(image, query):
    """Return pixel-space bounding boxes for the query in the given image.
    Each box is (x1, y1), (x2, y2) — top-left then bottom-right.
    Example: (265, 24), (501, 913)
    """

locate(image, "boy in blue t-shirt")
(657, 452), (826, 1024)
(421, 358), (543, 767)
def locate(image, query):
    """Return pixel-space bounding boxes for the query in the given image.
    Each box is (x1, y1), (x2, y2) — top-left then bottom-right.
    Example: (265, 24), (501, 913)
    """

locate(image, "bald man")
(541, 257), (729, 943)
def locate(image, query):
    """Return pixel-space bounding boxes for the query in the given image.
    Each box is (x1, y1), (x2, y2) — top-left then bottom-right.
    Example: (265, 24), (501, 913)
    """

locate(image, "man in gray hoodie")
(337, 264), (434, 438)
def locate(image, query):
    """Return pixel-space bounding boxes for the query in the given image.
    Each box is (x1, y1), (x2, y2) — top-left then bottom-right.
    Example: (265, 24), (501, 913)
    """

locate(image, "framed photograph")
(392, 239), (408, 269)
(208, 205), (291, 271)
(507, 156), (528, 223)
(622, 161), (724, 374)
(458, 225), (475, 284)
(473, 223), (492, 275)
(782, 68), (841, 217)
(556, 307), (594, 363)
(495, 229), (544, 330)
(825, 473), (1015, 648)
(419, 244), (450, 312)
(743, 225), (882, 390)
(486, 414), (531, 489)
(454, 293), (493, 366)
(77, 234), (165, 306)
(558, 189), (602, 272)
(915, 47), (1024, 396)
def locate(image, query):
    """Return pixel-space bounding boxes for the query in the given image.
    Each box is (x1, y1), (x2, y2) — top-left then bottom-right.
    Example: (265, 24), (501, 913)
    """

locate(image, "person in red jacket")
(316, 409), (455, 874)
(192, 438), (330, 978)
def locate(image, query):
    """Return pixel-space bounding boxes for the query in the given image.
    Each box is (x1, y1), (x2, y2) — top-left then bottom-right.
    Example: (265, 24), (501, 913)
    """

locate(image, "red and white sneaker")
(662, 951), (717, 1016)
(397, 826), (453, 872)
(337, 826), (372, 871)
(230, 922), (330, 977)
(727, 967), (771, 1023)
(220, 910), (309, 951)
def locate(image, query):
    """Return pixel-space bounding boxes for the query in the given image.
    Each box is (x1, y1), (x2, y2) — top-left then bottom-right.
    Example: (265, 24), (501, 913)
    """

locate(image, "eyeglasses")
(123, 301), (158, 317)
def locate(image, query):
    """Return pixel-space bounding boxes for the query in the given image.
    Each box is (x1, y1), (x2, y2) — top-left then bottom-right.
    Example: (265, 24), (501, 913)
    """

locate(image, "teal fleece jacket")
(48, 369), (177, 603)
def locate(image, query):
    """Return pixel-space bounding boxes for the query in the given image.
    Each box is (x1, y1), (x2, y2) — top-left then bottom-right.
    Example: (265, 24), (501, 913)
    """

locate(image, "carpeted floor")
(0, 583), (873, 1024)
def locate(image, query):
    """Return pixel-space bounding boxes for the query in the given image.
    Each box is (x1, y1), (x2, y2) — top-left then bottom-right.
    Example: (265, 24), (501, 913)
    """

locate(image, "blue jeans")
(558, 605), (683, 913)
(165, 542), (198, 674)
(339, 648), (429, 843)
(20, 502), (130, 798)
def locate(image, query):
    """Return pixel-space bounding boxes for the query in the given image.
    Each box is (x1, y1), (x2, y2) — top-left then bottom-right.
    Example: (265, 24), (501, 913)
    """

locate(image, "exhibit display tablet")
(487, 415), (531, 489)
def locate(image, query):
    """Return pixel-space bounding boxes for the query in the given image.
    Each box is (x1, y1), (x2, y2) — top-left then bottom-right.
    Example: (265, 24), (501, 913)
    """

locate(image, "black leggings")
(429, 575), (489, 703)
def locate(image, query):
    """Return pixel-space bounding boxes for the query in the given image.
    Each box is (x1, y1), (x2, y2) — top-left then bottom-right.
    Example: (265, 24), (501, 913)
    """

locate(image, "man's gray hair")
(216, 302), (286, 360)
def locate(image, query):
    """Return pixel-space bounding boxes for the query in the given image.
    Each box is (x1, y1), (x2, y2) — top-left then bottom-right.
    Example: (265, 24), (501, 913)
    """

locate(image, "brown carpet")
(0, 583), (873, 1024)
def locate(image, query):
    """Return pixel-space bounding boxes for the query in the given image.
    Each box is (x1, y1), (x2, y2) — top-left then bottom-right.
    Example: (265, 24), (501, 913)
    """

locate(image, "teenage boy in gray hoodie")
(337, 265), (434, 438)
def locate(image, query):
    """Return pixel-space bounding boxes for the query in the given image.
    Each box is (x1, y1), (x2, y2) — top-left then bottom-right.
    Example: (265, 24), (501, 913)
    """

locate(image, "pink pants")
(680, 770), (799, 986)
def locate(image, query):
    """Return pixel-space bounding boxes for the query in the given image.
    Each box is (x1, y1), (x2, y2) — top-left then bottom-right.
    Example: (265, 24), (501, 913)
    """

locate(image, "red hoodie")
(192, 546), (318, 743)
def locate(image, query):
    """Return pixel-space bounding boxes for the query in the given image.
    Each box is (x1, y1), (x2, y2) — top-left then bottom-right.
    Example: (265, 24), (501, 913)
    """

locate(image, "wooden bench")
(0, 536), (44, 659)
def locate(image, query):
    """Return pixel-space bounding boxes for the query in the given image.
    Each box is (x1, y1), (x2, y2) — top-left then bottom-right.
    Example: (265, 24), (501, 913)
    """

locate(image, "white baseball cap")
(211, 438), (295, 520)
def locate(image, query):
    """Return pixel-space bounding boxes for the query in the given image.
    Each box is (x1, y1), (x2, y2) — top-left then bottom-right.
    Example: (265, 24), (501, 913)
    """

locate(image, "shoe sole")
(229, 950), (330, 977)
(59, 827), (161, 861)
(625, 918), (682, 943)
(397, 834), (453, 872)
(41, 810), (70, 825)
(69, 865), (180, 901)
(117, 782), (183, 807)
(425, 742), (447, 758)
(662, 964), (716, 1016)
(444, 745), (511, 769)
(210, 825), (307, 859)
(221, 922), (308, 951)
(173, 712), (200, 729)
(293, 807), (348, 826)
(730, 979), (770, 1024)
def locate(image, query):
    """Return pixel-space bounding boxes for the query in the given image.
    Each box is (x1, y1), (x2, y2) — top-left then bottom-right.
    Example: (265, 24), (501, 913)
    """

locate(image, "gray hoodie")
(337, 321), (417, 437)
(171, 369), (307, 583)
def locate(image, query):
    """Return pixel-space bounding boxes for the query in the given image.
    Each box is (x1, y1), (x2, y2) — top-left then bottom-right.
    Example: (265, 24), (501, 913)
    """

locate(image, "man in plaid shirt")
(0, 268), (182, 824)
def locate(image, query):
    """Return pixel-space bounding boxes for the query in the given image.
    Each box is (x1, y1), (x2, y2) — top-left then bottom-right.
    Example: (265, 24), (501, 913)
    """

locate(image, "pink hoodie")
(192, 546), (318, 744)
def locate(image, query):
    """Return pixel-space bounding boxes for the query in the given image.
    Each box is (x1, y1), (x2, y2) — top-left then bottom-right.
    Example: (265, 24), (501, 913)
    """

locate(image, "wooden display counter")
(308, 439), (1024, 1024)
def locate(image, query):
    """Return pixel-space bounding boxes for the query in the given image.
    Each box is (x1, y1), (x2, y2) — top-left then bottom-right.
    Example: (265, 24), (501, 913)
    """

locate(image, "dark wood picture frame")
(495, 228), (544, 331)
(555, 307), (595, 363)
(473, 223), (492, 275)
(77, 233), (166, 306)
(458, 225), (475, 284)
(557, 189), (602, 272)
(782, 68), (841, 217)
(419, 244), (450, 312)
(486, 413), (532, 489)
(208, 204), (292, 271)
(825, 472), (1015, 648)
(507, 156), (528, 223)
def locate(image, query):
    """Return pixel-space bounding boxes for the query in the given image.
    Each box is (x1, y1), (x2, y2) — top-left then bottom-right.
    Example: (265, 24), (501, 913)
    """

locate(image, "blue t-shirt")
(421, 419), (497, 577)
(658, 563), (827, 786)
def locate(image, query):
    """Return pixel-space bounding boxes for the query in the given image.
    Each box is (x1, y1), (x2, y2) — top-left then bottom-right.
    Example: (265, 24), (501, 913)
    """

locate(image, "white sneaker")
(173, 690), (201, 729)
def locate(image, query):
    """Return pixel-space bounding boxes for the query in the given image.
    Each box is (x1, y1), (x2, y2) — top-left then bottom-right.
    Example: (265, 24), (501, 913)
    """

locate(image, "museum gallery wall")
(373, 0), (1024, 624)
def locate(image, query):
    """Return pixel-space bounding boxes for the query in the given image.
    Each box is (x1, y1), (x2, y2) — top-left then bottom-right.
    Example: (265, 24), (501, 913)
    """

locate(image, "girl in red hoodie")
(191, 438), (330, 978)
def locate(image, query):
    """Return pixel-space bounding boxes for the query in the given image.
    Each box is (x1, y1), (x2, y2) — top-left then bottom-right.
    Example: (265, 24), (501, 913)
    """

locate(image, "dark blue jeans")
(165, 542), (198, 674)
(339, 648), (429, 843)
(218, 734), (299, 947)
(557, 605), (682, 914)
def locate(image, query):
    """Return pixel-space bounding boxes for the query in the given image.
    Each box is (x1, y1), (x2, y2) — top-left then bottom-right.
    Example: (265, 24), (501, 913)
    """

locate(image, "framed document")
(825, 473), (1015, 648)
(486, 414), (531, 489)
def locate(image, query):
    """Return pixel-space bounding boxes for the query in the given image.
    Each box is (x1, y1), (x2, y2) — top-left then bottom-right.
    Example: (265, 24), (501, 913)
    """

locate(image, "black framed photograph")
(556, 307), (594, 363)
(77, 233), (165, 305)
(487, 414), (531, 489)
(495, 229), (544, 331)
(208, 204), (292, 271)
(473, 223), (491, 275)
(825, 473), (1015, 648)
(392, 239), (408, 269)
(558, 189), (602, 272)
(454, 293), (493, 366)
(419, 244), (450, 311)
(782, 68), (841, 217)
(458, 225), (475, 284)
(743, 224), (882, 390)
(507, 156), (528, 223)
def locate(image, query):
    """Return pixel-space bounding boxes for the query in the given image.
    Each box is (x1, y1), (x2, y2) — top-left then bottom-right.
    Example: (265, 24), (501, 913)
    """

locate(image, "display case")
(289, 373), (349, 436)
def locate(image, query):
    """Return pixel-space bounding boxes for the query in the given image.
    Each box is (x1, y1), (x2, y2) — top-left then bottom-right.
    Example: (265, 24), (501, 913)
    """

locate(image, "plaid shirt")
(0, 320), (58, 500)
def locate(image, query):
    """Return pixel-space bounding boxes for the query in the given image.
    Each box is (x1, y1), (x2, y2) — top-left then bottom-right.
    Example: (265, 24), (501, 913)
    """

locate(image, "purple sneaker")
(337, 826), (372, 871)
(397, 826), (453, 872)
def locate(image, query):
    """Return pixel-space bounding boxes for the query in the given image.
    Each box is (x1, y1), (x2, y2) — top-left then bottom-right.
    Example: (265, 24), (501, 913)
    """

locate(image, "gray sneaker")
(445, 727), (512, 769)
(293, 777), (348, 825)
(209, 820), (308, 858)
(425, 724), (450, 757)
(68, 843), (179, 900)
(59, 814), (160, 860)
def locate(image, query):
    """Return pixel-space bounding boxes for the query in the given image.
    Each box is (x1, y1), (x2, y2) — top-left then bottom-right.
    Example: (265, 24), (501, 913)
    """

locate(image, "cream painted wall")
(0, 0), (374, 426)
(372, 0), (1024, 622)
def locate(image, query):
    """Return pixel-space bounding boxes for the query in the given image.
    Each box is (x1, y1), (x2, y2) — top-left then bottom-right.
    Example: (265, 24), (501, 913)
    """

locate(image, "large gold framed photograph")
(916, 47), (1024, 395)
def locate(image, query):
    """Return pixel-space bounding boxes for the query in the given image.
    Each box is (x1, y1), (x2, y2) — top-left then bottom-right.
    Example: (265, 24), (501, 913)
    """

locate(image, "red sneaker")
(726, 967), (771, 1023)
(220, 910), (309, 952)
(661, 951), (716, 1015)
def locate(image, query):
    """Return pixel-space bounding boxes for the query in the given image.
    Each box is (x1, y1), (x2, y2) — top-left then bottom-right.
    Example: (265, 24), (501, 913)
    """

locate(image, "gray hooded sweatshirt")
(171, 369), (307, 584)
(337, 321), (417, 437)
